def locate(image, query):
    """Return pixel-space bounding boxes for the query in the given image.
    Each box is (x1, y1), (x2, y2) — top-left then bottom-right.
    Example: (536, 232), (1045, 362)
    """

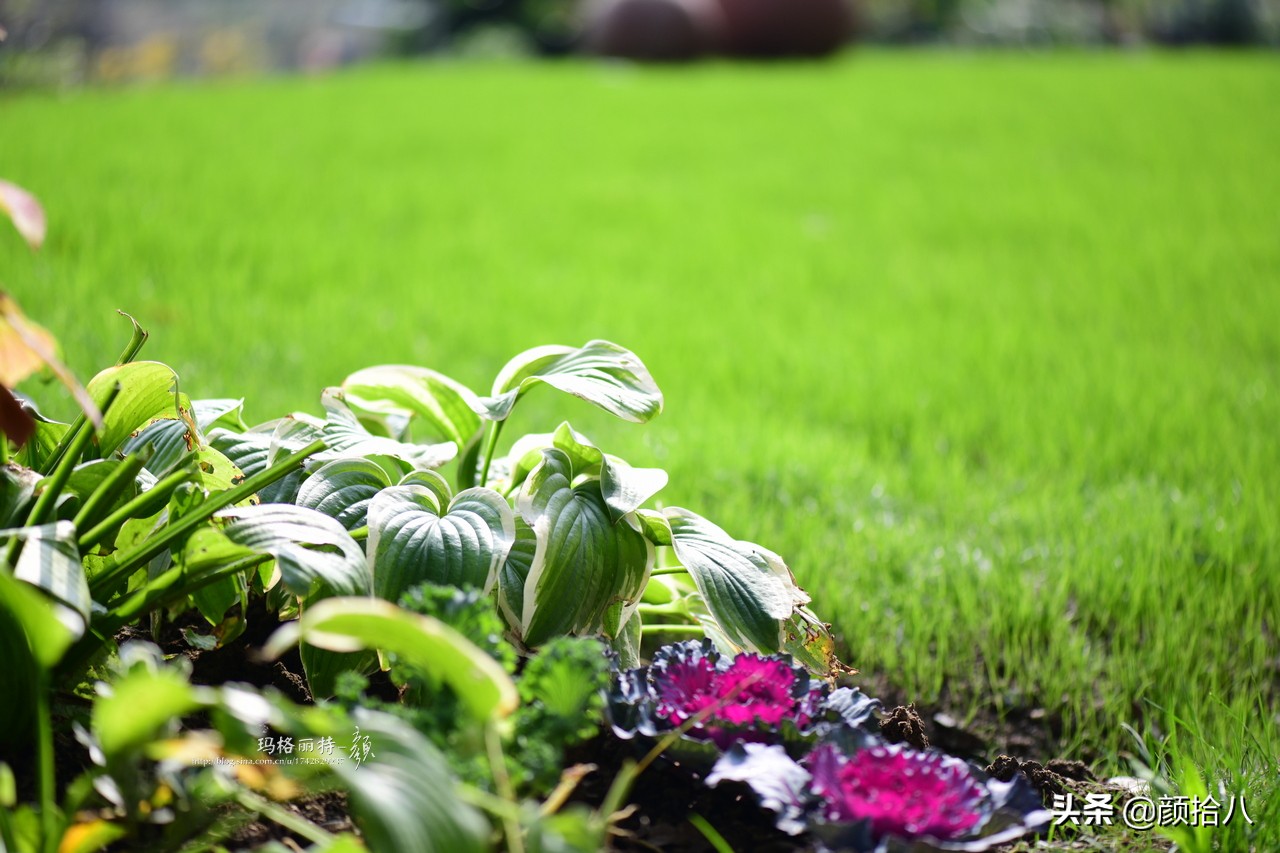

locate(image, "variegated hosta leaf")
(496, 516), (536, 631)
(342, 364), (483, 448)
(398, 468), (452, 510)
(601, 455), (668, 524)
(368, 485), (515, 602)
(665, 508), (810, 655)
(505, 422), (668, 523)
(315, 390), (456, 470)
(207, 421), (312, 505)
(295, 457), (395, 531)
(192, 398), (247, 432)
(212, 505), (369, 598)
(3, 520), (88, 637)
(516, 448), (653, 647)
(474, 340), (663, 425)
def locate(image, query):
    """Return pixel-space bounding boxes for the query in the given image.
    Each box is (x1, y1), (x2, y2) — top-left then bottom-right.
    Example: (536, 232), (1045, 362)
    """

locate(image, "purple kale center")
(806, 743), (987, 840)
(653, 653), (818, 743)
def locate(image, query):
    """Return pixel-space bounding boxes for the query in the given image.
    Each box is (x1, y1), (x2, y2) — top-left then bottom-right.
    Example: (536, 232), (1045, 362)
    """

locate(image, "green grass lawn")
(4, 50), (1278, 849)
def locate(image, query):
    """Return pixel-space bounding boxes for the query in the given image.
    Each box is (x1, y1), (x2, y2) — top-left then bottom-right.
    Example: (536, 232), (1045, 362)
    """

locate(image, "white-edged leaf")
(342, 365), (483, 447)
(296, 457), (395, 531)
(600, 456), (667, 523)
(4, 520), (87, 638)
(517, 448), (653, 646)
(506, 423), (667, 522)
(263, 597), (518, 721)
(496, 516), (536, 631)
(398, 468), (452, 508)
(193, 398), (247, 432)
(368, 485), (515, 602)
(207, 422), (308, 505)
(119, 417), (195, 476)
(214, 505), (369, 597)
(475, 340), (663, 424)
(665, 508), (809, 654)
(316, 390), (456, 470)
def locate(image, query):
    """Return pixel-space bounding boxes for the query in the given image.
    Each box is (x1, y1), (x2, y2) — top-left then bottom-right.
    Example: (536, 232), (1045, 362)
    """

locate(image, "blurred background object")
(0, 0), (1275, 87)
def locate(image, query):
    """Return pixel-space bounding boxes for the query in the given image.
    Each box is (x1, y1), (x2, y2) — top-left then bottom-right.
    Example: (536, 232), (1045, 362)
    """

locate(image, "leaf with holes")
(86, 361), (182, 457)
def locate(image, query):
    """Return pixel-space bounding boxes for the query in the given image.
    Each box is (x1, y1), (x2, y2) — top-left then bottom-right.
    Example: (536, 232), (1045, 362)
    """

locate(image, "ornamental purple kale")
(609, 640), (878, 755)
(807, 743), (984, 839)
(709, 741), (1051, 852)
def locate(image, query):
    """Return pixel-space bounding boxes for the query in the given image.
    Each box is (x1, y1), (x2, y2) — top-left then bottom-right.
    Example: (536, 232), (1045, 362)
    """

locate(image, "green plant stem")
(77, 462), (193, 554)
(649, 566), (688, 577)
(485, 722), (525, 853)
(36, 672), (57, 853)
(688, 813), (734, 853)
(637, 624), (703, 635)
(0, 800), (17, 853)
(98, 554), (269, 637)
(114, 312), (148, 366)
(637, 601), (687, 616)
(62, 553), (269, 678)
(89, 438), (326, 598)
(348, 526), (368, 542)
(233, 789), (334, 847)
(71, 450), (151, 545)
(43, 381), (121, 478)
(0, 436), (9, 466)
(477, 419), (505, 489)
(27, 384), (121, 530)
(456, 786), (524, 822)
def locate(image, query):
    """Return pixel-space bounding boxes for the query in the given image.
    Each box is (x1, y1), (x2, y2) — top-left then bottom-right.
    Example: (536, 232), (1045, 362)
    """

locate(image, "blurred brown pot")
(583, 0), (724, 61)
(713, 0), (851, 57)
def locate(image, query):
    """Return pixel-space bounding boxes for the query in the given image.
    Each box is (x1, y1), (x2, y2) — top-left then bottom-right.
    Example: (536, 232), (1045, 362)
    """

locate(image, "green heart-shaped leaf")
(296, 457), (396, 531)
(368, 484), (515, 602)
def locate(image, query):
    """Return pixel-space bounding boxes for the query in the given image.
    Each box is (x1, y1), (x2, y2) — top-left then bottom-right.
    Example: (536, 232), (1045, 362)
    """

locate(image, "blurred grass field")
(3, 51), (1278, 847)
